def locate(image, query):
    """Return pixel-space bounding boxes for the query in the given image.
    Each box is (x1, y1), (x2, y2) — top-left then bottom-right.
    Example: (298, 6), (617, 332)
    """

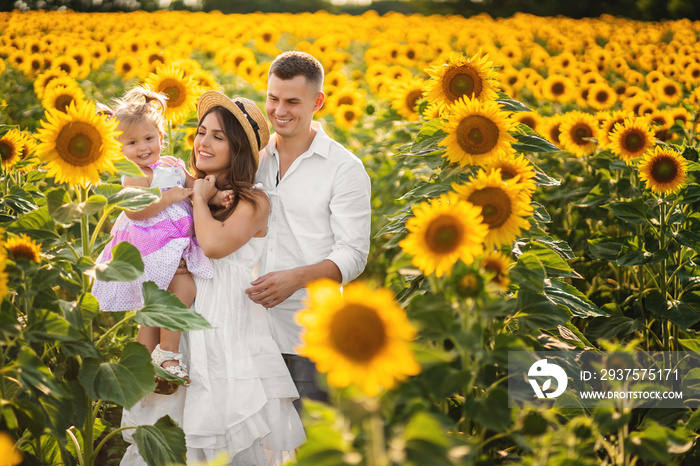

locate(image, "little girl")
(93, 87), (229, 393)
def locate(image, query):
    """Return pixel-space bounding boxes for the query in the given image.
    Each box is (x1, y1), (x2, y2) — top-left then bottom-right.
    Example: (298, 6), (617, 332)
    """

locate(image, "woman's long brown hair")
(190, 106), (262, 221)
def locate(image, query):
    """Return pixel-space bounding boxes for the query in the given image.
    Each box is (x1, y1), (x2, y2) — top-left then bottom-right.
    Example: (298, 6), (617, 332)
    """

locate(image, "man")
(245, 51), (371, 405)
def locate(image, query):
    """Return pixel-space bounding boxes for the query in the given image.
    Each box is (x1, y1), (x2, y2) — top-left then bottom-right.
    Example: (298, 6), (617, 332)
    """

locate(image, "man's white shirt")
(256, 121), (371, 354)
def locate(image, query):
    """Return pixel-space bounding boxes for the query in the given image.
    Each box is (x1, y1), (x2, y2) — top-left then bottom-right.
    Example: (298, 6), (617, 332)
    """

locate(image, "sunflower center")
(651, 156), (679, 184)
(344, 110), (356, 122)
(56, 94), (75, 113)
(549, 124), (561, 144)
(571, 123), (593, 145)
(337, 96), (353, 106)
(9, 244), (39, 262)
(56, 121), (102, 167)
(595, 91), (609, 103)
(551, 82), (565, 96)
(329, 304), (386, 362)
(444, 64), (483, 102)
(468, 187), (512, 229)
(663, 85), (677, 96)
(520, 116), (536, 129)
(159, 79), (186, 107)
(456, 115), (499, 155)
(498, 166), (517, 181)
(424, 214), (463, 254)
(622, 130), (646, 153)
(406, 89), (423, 111)
(0, 142), (12, 161)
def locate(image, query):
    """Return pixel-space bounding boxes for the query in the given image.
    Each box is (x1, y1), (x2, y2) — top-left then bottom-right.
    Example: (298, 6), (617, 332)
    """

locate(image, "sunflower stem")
(365, 409), (388, 466)
(166, 121), (175, 157)
(658, 196), (671, 352)
(89, 206), (115, 254)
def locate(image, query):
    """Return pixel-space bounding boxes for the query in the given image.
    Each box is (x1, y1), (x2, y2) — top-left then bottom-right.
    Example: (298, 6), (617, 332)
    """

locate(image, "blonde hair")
(111, 86), (168, 137)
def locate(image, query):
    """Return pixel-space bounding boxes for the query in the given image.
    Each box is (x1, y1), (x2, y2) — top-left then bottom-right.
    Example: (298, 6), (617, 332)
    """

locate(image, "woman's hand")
(193, 175), (218, 203)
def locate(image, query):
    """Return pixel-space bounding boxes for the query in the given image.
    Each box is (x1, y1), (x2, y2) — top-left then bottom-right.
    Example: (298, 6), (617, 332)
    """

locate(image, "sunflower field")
(2, 7), (700, 466)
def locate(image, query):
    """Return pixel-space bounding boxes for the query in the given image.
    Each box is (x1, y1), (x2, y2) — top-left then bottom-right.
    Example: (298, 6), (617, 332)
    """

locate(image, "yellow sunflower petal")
(295, 279), (420, 397)
(400, 192), (488, 277)
(36, 100), (122, 187)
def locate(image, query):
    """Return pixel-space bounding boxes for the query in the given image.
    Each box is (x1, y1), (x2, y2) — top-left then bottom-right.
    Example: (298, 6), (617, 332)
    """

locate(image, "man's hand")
(245, 269), (301, 308)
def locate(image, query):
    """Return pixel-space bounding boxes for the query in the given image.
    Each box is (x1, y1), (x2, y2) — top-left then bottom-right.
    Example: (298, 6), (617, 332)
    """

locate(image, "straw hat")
(197, 91), (270, 165)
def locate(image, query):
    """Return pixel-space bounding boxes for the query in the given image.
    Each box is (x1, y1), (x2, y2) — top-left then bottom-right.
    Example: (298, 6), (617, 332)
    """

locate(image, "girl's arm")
(191, 176), (268, 259)
(123, 175), (192, 221)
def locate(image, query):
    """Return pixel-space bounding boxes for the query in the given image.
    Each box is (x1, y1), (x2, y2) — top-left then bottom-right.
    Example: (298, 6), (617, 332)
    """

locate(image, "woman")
(121, 91), (305, 465)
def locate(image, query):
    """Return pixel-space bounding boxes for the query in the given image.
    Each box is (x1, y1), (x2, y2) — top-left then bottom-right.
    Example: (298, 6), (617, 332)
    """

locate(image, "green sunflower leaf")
(512, 133), (559, 153)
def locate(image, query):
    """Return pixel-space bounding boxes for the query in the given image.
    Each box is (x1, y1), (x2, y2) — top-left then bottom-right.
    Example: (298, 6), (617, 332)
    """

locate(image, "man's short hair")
(269, 51), (324, 94)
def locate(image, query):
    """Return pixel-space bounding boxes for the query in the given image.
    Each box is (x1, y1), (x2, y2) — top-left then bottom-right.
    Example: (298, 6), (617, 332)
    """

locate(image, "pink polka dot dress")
(93, 156), (213, 312)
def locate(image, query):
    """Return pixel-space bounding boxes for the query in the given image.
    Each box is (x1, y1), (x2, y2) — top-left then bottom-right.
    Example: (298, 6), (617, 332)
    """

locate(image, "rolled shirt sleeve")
(326, 156), (372, 285)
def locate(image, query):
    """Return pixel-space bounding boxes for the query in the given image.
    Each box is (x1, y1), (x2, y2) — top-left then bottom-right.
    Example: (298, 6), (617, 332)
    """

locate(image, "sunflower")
(668, 107), (692, 128)
(33, 68), (68, 98)
(541, 115), (564, 149)
(144, 66), (199, 125)
(217, 47), (255, 74)
(399, 192), (487, 277)
(42, 75), (81, 99)
(295, 279), (420, 397)
(425, 51), (499, 111)
(328, 86), (366, 113)
(51, 55), (81, 79)
(558, 111), (599, 157)
(23, 53), (46, 78)
(0, 131), (23, 170)
(36, 101), (122, 187)
(485, 153), (537, 194)
(621, 95), (651, 116)
(638, 146), (688, 195)
(453, 169), (533, 249)
(624, 69), (645, 86)
(390, 78), (426, 121)
(540, 74), (576, 103)
(190, 69), (220, 92)
(0, 431), (22, 466)
(645, 70), (664, 88)
(598, 110), (634, 147)
(683, 63), (700, 87)
(7, 50), (28, 69)
(325, 69), (349, 91)
(608, 117), (656, 162)
(586, 82), (618, 111)
(480, 251), (512, 290)
(10, 129), (38, 169)
(512, 111), (542, 133)
(440, 97), (516, 167)
(114, 55), (141, 80)
(5, 234), (41, 263)
(334, 104), (363, 130)
(41, 85), (86, 114)
(654, 78), (683, 105)
(141, 47), (168, 74)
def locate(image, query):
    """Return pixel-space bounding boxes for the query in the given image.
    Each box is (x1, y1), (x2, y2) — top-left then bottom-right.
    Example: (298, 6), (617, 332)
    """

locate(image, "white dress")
(120, 228), (306, 465)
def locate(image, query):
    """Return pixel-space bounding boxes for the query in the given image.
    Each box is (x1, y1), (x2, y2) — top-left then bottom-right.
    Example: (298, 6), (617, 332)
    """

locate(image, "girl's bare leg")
(160, 272), (196, 369)
(137, 326), (160, 354)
